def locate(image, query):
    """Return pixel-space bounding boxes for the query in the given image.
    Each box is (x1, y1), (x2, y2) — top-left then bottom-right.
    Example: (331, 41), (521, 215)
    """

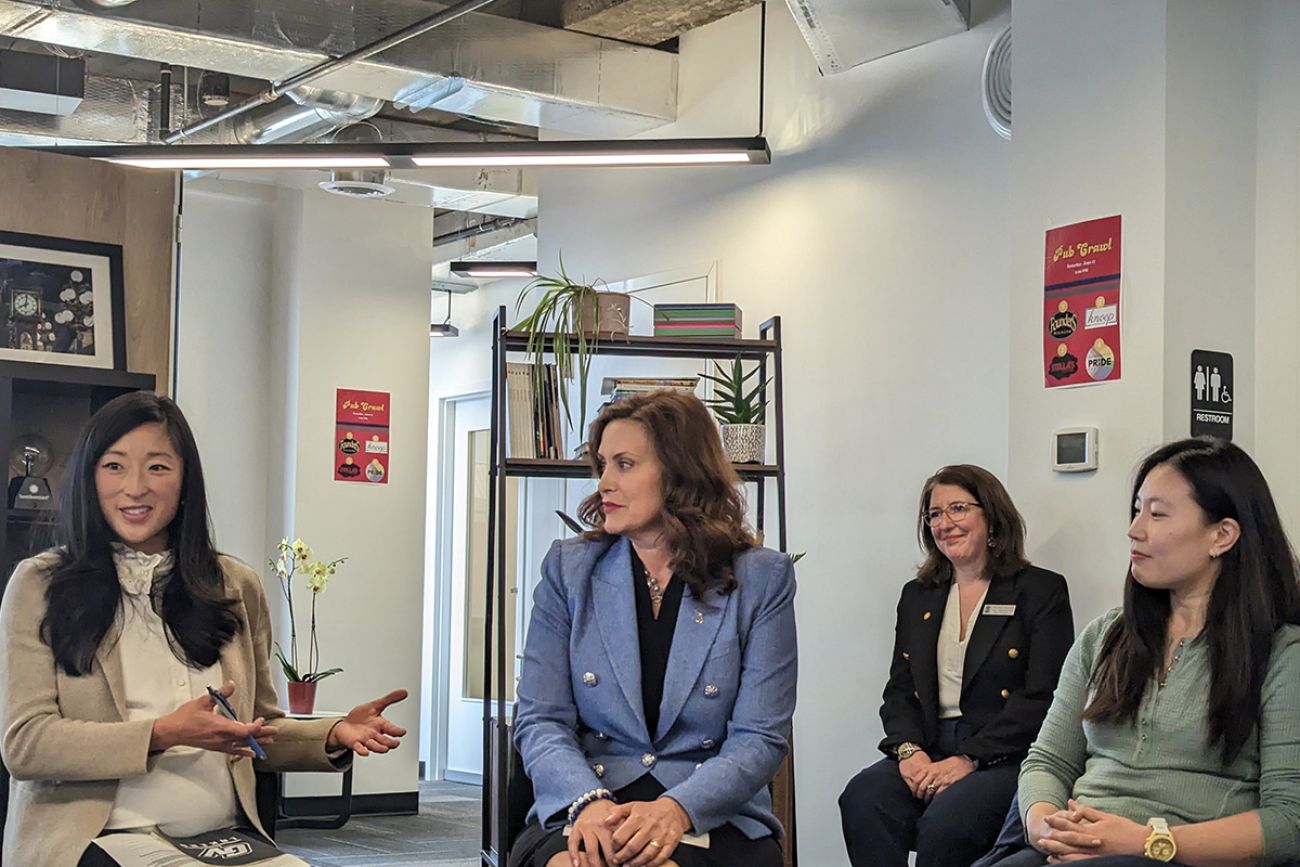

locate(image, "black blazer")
(877, 565), (1073, 765)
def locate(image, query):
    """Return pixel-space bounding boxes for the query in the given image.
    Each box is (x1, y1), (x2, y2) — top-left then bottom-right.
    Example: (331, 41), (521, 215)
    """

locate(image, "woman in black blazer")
(839, 465), (1074, 867)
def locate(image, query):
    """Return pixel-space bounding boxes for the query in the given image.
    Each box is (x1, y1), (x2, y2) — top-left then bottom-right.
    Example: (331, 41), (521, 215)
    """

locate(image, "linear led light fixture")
(35, 137), (771, 171)
(450, 261), (538, 278)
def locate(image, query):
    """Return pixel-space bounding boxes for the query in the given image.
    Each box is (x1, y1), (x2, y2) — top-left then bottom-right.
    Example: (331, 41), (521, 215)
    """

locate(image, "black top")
(632, 549), (684, 743)
(877, 565), (1075, 765)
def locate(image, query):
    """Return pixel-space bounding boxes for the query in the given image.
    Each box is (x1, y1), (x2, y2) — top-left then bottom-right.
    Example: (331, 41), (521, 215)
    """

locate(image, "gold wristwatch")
(895, 742), (922, 761)
(1143, 817), (1176, 862)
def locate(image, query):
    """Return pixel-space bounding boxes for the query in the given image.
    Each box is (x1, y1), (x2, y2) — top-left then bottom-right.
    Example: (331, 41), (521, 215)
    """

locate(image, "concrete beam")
(561, 0), (758, 44)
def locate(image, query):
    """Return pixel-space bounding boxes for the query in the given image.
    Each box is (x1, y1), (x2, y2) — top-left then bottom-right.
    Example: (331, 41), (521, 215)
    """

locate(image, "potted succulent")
(701, 356), (771, 463)
(514, 255), (633, 436)
(270, 538), (346, 714)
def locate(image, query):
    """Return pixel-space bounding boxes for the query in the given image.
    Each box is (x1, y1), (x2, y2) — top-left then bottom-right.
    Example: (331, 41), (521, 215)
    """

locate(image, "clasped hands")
(1030, 798), (1150, 862)
(568, 796), (691, 867)
(897, 750), (976, 801)
(149, 680), (408, 759)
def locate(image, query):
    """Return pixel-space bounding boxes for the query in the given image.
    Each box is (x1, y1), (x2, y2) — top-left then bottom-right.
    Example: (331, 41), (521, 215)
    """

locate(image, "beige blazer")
(0, 552), (349, 867)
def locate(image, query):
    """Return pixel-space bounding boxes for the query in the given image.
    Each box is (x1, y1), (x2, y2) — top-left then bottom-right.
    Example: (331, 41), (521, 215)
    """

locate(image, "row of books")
(505, 362), (566, 459)
(600, 375), (699, 402)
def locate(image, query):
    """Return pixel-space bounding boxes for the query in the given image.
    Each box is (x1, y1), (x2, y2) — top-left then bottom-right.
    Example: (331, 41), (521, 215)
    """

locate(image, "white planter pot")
(720, 423), (765, 464)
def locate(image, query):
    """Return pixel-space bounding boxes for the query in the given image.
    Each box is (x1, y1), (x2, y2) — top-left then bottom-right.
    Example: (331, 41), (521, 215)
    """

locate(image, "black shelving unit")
(0, 360), (156, 579)
(479, 306), (796, 867)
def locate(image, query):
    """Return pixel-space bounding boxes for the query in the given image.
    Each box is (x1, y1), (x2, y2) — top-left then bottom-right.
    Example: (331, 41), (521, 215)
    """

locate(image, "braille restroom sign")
(1190, 350), (1233, 441)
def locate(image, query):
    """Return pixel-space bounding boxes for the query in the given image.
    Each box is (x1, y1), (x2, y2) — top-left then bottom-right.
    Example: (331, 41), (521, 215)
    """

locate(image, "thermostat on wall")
(1052, 427), (1098, 473)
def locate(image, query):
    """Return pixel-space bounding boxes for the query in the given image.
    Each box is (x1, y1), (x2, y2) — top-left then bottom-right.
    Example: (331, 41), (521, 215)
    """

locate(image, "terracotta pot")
(574, 292), (631, 338)
(721, 423), (765, 463)
(287, 681), (318, 715)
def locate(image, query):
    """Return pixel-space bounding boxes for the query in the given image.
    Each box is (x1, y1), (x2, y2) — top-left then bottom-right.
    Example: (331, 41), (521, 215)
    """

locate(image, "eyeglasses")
(923, 502), (983, 525)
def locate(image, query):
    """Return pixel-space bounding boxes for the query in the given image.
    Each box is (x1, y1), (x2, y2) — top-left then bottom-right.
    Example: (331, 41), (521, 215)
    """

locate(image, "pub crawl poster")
(1043, 215), (1122, 388)
(335, 388), (390, 484)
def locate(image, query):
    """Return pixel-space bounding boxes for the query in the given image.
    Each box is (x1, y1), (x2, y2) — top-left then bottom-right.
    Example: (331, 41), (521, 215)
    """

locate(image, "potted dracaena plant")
(701, 355), (771, 463)
(514, 255), (633, 441)
(270, 538), (346, 715)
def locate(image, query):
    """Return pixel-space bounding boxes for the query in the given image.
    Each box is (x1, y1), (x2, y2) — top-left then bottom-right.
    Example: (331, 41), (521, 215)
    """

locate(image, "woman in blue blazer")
(511, 390), (798, 867)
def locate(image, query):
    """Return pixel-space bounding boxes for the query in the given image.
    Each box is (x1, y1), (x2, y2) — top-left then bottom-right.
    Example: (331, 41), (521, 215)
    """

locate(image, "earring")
(987, 537), (996, 548)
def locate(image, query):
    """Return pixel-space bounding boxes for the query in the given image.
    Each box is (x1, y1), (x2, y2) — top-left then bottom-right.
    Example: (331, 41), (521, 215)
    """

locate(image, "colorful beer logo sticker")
(339, 432), (361, 455)
(1087, 338), (1116, 380)
(365, 459), (386, 482)
(338, 456), (362, 478)
(1048, 343), (1079, 381)
(1048, 300), (1077, 339)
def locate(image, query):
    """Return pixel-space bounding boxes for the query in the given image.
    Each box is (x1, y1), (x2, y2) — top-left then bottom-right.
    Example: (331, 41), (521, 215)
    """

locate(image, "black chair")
(254, 770), (280, 841)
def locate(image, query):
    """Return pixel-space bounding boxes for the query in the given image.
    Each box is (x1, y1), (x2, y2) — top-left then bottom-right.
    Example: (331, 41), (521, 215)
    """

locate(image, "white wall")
(1253, 0), (1300, 527)
(537, 4), (1013, 863)
(178, 179), (432, 801)
(1007, 0), (1170, 629)
(175, 180), (278, 567)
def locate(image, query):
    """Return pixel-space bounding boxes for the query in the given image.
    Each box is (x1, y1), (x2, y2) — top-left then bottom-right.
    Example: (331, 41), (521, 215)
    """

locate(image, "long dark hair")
(915, 464), (1029, 586)
(42, 392), (240, 676)
(1084, 438), (1300, 764)
(577, 390), (755, 598)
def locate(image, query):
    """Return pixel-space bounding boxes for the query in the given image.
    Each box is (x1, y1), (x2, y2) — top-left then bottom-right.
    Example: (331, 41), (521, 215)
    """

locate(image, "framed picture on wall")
(0, 230), (126, 370)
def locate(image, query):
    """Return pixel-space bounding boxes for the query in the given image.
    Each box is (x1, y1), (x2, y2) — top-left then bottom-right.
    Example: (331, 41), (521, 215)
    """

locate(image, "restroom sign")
(1190, 350), (1233, 440)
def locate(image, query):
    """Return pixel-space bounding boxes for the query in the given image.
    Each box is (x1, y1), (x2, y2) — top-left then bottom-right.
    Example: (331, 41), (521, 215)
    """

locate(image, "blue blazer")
(514, 535), (798, 839)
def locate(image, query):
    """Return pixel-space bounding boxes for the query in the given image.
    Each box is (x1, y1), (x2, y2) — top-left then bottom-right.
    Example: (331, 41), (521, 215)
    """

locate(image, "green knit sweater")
(1018, 608), (1300, 866)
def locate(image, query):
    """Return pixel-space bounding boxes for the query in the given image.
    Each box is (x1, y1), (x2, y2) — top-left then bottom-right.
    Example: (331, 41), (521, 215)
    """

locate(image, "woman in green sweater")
(984, 438), (1300, 867)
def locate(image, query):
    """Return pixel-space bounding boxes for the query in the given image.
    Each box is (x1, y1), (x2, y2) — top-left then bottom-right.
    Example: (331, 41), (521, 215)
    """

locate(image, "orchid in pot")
(270, 537), (346, 714)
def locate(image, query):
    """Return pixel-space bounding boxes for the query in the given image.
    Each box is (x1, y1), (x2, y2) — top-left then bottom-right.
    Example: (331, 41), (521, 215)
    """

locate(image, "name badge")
(983, 604), (1016, 616)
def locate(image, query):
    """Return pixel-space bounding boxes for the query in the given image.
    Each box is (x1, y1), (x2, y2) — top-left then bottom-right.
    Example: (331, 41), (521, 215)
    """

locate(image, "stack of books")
(506, 362), (566, 459)
(601, 376), (700, 402)
(652, 303), (743, 338)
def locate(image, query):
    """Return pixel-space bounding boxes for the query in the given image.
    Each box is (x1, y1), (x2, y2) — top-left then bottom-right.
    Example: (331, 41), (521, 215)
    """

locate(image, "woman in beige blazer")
(0, 392), (408, 866)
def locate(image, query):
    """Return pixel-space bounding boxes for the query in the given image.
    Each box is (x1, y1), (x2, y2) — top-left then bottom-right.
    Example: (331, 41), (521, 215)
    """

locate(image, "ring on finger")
(649, 840), (662, 848)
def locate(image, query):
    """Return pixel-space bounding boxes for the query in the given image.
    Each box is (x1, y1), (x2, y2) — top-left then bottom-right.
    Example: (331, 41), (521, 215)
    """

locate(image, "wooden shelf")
(502, 330), (777, 361)
(503, 457), (779, 481)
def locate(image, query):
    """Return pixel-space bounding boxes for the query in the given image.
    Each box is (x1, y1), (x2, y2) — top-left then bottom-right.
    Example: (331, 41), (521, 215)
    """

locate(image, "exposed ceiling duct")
(0, 72), (513, 147)
(0, 0), (678, 135)
(233, 85), (382, 146)
(784, 0), (969, 74)
(85, 0), (141, 6)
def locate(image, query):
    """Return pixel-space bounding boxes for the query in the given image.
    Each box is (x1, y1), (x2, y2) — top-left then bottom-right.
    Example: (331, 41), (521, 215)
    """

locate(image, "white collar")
(111, 543), (175, 597)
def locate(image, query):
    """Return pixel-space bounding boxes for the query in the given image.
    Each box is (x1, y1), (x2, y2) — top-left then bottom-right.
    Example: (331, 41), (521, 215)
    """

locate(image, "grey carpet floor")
(277, 779), (482, 867)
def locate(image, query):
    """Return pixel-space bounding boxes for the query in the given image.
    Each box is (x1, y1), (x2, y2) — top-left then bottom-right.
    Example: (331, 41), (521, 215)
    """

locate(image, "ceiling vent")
(320, 168), (395, 198)
(318, 122), (394, 199)
(982, 25), (1011, 139)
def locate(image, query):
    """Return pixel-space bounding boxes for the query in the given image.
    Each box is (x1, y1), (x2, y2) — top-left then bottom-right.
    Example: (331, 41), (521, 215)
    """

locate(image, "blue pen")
(206, 685), (268, 760)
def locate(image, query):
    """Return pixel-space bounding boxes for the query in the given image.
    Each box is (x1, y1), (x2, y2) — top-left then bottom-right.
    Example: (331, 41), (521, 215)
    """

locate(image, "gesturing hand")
(150, 680), (277, 757)
(603, 797), (691, 867)
(569, 797), (619, 867)
(326, 689), (409, 756)
(897, 750), (933, 799)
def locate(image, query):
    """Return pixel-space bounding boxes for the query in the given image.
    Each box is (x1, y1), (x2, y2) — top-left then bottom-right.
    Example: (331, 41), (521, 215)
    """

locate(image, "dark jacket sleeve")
(877, 585), (927, 757)
(958, 570), (1074, 763)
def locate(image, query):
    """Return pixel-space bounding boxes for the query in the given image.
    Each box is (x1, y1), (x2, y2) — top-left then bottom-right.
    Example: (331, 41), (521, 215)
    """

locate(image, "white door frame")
(429, 389), (488, 783)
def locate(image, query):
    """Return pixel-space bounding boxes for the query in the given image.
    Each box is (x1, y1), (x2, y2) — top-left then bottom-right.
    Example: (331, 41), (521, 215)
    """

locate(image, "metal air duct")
(0, 0), (677, 134)
(233, 85), (382, 145)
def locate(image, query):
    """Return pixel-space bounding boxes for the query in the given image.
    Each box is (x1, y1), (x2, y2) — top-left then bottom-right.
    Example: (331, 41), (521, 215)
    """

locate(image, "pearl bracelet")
(567, 788), (615, 825)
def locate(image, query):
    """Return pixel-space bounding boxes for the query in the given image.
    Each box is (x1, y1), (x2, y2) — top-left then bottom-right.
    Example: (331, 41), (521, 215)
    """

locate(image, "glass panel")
(463, 428), (517, 701)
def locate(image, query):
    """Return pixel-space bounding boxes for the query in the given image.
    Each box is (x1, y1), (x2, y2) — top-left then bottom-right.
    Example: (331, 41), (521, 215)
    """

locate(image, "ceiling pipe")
(85, 0), (142, 6)
(161, 0), (499, 144)
(233, 85), (382, 145)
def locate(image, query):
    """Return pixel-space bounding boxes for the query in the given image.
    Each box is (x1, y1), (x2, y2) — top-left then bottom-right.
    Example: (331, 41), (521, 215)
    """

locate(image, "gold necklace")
(646, 574), (665, 605)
